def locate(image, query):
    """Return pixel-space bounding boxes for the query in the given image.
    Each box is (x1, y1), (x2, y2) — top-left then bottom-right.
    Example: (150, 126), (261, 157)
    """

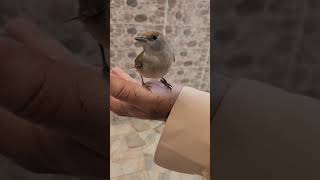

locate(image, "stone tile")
(147, 120), (166, 129)
(111, 0), (166, 25)
(166, 0), (210, 27)
(148, 164), (200, 180)
(143, 153), (154, 171)
(126, 133), (146, 148)
(110, 162), (124, 178)
(169, 171), (200, 180)
(165, 66), (206, 89)
(173, 49), (209, 67)
(110, 47), (133, 70)
(111, 123), (135, 136)
(111, 24), (164, 50)
(154, 124), (165, 134)
(200, 67), (210, 92)
(158, 172), (170, 180)
(118, 149), (146, 175)
(111, 171), (150, 180)
(111, 136), (129, 163)
(147, 164), (170, 180)
(140, 130), (161, 154)
(140, 130), (159, 146)
(165, 26), (210, 50)
(110, 112), (131, 126)
(131, 119), (151, 132)
(121, 158), (145, 174)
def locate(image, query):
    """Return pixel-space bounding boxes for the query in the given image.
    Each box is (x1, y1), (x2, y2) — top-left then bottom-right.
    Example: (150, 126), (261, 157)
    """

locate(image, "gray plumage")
(134, 31), (175, 90)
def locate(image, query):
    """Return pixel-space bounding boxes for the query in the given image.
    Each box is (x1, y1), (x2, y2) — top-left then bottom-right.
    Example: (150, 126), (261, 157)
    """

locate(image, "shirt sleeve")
(154, 86), (210, 178)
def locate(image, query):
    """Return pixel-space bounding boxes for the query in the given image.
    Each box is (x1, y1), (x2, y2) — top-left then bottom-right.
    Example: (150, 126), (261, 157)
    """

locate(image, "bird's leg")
(141, 75), (151, 91)
(160, 77), (172, 91)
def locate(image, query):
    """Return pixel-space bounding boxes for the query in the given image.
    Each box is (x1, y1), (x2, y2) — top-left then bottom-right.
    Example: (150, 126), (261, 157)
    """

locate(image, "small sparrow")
(134, 31), (175, 91)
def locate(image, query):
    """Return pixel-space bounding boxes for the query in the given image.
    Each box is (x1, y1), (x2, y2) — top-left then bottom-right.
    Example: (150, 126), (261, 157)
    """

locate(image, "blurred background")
(110, 0), (209, 179)
(0, 0), (103, 180)
(0, 0), (104, 68)
(214, 0), (320, 100)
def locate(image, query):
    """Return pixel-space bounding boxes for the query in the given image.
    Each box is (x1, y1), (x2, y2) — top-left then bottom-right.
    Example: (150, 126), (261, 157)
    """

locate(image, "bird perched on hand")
(134, 31), (175, 91)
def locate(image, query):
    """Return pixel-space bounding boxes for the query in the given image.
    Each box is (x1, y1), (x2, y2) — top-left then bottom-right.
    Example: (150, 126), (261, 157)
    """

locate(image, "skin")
(110, 67), (182, 120)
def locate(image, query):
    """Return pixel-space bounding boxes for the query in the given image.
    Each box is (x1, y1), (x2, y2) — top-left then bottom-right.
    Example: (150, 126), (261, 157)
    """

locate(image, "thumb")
(110, 74), (157, 106)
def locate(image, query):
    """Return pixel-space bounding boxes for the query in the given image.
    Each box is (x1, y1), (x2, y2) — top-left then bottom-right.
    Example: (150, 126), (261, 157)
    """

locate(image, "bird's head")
(134, 31), (168, 52)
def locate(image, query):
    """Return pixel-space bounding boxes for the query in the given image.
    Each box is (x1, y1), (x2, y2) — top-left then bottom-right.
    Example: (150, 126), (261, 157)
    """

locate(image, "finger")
(0, 107), (107, 177)
(4, 18), (74, 62)
(0, 38), (107, 155)
(110, 73), (157, 107)
(111, 67), (138, 83)
(110, 96), (129, 116)
(110, 96), (149, 119)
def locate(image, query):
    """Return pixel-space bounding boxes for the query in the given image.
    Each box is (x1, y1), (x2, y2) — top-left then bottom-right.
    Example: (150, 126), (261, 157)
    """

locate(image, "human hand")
(110, 67), (183, 120)
(0, 18), (107, 177)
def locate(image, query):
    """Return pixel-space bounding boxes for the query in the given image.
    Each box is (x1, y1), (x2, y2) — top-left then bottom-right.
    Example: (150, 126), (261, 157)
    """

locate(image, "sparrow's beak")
(135, 36), (147, 42)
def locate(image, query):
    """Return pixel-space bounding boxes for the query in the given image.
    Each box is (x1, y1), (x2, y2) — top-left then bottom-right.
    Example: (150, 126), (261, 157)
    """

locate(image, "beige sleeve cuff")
(154, 86), (210, 177)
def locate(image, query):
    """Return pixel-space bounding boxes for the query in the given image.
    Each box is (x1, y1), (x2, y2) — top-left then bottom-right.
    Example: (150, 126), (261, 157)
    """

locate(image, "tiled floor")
(110, 0), (210, 179)
(110, 114), (203, 180)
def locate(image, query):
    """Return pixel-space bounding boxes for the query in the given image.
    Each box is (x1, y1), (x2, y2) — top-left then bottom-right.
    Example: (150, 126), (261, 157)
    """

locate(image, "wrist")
(162, 85), (184, 120)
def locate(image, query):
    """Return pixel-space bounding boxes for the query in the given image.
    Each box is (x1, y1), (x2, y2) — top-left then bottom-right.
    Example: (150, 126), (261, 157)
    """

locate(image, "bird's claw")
(142, 83), (152, 91)
(160, 78), (172, 91)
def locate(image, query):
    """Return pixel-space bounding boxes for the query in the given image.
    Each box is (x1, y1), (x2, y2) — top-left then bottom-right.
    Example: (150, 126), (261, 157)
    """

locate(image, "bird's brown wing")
(135, 51), (144, 69)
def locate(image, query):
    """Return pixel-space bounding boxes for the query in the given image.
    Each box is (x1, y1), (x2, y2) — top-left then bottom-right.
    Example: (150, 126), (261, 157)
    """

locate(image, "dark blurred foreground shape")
(0, 0), (108, 179)
(212, 0), (320, 179)
(213, 0), (320, 99)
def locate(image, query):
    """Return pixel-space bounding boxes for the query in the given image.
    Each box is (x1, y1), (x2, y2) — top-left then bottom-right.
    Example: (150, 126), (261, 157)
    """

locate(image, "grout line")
(283, 1), (307, 90)
(163, 0), (169, 36)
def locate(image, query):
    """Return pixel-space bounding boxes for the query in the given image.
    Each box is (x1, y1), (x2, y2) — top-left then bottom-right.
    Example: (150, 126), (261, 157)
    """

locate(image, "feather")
(135, 51), (144, 69)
